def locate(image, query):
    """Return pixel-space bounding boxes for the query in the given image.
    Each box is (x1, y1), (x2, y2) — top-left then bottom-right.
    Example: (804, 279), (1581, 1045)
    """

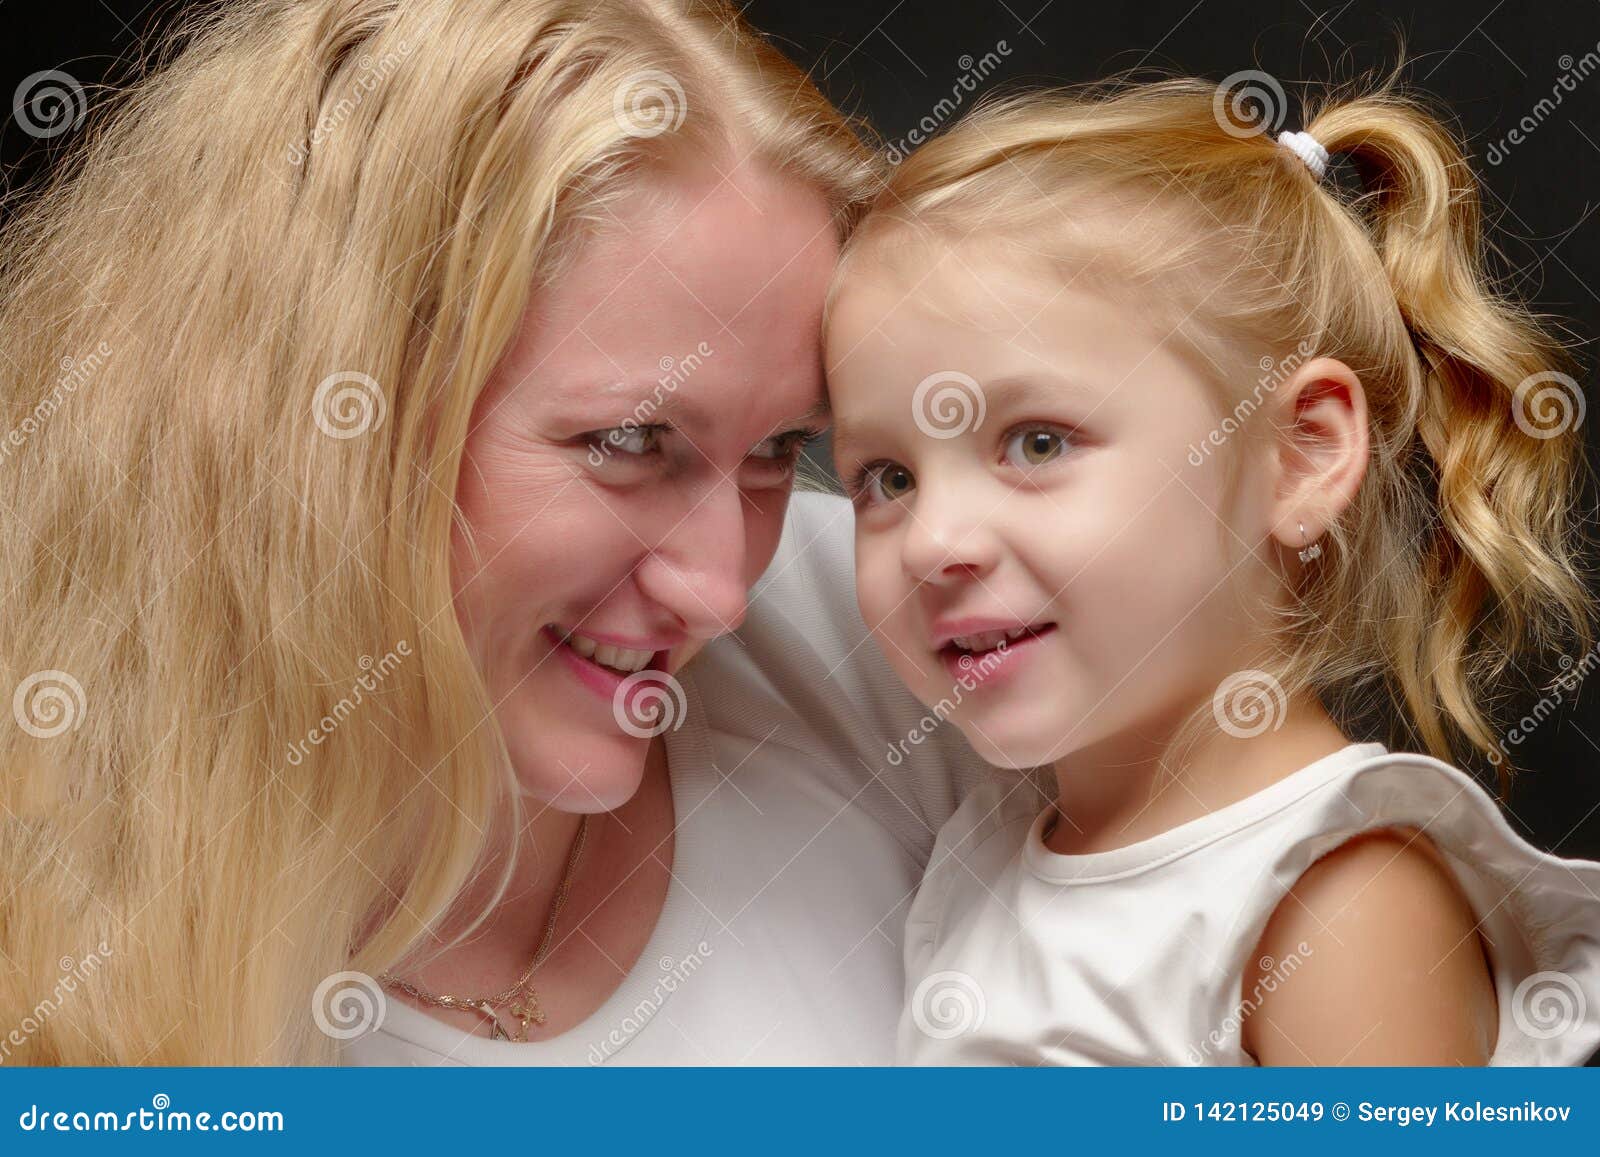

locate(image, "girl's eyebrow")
(980, 373), (1102, 409)
(832, 371), (1100, 450)
(829, 411), (877, 454)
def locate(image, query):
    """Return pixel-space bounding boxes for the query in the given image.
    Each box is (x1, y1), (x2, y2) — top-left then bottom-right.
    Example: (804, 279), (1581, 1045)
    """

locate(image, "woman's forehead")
(549, 163), (837, 323)
(496, 168), (836, 430)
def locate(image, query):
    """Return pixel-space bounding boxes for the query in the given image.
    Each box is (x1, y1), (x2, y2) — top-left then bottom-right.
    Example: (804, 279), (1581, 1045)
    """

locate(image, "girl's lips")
(542, 625), (668, 723)
(937, 622), (1058, 688)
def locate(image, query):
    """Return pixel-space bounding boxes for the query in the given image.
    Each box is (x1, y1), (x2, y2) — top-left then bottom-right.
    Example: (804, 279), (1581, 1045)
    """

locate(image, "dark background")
(3, 3), (1597, 872)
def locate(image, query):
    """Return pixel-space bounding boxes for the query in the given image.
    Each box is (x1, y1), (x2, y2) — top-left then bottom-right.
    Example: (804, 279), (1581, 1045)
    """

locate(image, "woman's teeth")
(949, 627), (1029, 653)
(561, 631), (654, 673)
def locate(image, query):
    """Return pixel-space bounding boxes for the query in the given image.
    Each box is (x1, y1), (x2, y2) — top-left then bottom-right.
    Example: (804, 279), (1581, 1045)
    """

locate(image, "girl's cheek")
(855, 547), (902, 635)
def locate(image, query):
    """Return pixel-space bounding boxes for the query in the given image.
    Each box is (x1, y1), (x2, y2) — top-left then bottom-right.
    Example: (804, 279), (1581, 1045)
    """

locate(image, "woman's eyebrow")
(551, 386), (830, 439)
(785, 400), (831, 426)
(753, 400), (830, 445)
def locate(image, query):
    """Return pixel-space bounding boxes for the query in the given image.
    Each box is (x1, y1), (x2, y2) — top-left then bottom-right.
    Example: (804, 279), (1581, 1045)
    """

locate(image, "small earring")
(1296, 521), (1323, 564)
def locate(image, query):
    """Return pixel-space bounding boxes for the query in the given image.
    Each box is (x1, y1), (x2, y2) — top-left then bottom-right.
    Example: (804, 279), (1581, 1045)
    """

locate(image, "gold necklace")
(379, 813), (592, 1042)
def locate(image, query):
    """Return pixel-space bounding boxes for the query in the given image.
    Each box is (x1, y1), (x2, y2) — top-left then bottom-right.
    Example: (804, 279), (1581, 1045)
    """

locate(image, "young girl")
(823, 76), (1600, 1065)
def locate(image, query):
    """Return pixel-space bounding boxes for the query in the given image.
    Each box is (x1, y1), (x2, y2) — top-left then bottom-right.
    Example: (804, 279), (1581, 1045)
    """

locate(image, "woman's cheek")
(741, 488), (793, 586)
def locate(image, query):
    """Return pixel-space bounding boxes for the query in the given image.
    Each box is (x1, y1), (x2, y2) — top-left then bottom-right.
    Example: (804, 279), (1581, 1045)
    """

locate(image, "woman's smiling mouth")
(557, 627), (658, 673)
(543, 624), (676, 707)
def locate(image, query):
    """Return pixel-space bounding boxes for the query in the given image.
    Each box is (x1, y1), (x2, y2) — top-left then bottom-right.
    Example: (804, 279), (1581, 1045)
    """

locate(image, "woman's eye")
(586, 423), (665, 458)
(750, 429), (817, 461)
(859, 461), (916, 505)
(1002, 427), (1070, 469)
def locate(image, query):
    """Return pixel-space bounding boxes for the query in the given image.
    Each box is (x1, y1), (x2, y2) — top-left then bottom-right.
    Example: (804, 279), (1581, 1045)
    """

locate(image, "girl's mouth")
(940, 621), (1057, 659)
(937, 622), (1058, 686)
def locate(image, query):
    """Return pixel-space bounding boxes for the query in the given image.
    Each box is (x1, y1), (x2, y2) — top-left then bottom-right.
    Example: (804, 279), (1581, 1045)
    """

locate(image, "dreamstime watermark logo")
(910, 970), (987, 1040)
(1187, 338), (1315, 466)
(612, 670), (687, 738)
(13, 670), (86, 739)
(1212, 669), (1287, 739)
(1511, 371), (1586, 440)
(586, 341), (714, 467)
(1188, 940), (1313, 1062)
(0, 341), (113, 466)
(612, 70), (686, 139)
(13, 70), (87, 140)
(1212, 70), (1288, 140)
(17, 1093), (282, 1133)
(313, 370), (388, 439)
(886, 639), (1008, 766)
(883, 41), (1013, 164)
(912, 370), (986, 439)
(284, 641), (411, 765)
(1511, 970), (1586, 1040)
(1486, 42), (1600, 165)
(1489, 640), (1600, 768)
(311, 970), (386, 1040)
(0, 940), (113, 1064)
(586, 940), (713, 1064)
(287, 40), (414, 166)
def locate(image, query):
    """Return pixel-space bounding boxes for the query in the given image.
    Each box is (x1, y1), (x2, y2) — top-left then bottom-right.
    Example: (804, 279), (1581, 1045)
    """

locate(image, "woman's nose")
(634, 478), (750, 638)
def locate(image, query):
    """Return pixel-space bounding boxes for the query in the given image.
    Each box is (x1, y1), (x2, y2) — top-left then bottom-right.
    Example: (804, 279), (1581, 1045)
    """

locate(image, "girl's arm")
(1242, 827), (1498, 1065)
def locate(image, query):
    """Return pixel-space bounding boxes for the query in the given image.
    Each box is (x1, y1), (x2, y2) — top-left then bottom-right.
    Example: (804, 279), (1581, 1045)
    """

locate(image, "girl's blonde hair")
(837, 69), (1594, 786)
(0, 0), (880, 1064)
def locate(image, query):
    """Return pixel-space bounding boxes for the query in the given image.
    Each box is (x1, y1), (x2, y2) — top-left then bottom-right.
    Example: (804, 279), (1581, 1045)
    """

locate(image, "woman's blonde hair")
(0, 0), (880, 1064)
(836, 68), (1595, 787)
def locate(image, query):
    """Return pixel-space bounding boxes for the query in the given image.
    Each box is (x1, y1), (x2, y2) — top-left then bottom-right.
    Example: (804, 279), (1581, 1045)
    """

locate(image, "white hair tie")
(1275, 129), (1329, 180)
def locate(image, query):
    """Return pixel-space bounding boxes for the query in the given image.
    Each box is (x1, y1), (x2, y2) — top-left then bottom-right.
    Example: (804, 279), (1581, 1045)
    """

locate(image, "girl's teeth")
(559, 631), (654, 673)
(953, 629), (1012, 653)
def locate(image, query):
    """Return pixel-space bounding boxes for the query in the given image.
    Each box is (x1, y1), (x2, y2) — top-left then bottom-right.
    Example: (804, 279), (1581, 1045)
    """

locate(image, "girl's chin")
(968, 738), (1059, 770)
(954, 713), (1080, 770)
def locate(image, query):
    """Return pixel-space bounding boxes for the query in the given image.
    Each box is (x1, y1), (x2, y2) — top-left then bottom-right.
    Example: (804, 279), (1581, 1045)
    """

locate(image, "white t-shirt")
(900, 742), (1600, 1066)
(343, 491), (991, 1065)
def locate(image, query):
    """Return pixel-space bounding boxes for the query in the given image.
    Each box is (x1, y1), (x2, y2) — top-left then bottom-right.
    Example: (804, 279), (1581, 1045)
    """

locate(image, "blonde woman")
(0, 0), (985, 1065)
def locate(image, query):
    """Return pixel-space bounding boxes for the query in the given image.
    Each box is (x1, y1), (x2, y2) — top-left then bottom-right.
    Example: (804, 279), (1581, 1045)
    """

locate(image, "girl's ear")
(1266, 357), (1369, 552)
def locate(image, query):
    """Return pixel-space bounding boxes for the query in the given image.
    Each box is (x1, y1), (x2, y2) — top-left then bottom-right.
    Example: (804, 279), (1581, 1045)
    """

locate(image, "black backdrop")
(3, 1), (1597, 861)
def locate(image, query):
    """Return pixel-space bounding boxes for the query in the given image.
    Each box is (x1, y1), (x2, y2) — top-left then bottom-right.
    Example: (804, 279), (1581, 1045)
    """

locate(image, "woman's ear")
(1266, 357), (1369, 552)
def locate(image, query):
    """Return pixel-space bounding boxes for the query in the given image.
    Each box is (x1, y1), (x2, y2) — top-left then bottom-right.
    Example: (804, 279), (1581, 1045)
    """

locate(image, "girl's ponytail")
(1306, 91), (1594, 776)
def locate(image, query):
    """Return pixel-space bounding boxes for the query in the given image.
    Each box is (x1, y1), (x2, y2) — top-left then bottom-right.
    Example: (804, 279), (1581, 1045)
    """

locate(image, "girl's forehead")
(831, 234), (1035, 330)
(832, 233), (1154, 348)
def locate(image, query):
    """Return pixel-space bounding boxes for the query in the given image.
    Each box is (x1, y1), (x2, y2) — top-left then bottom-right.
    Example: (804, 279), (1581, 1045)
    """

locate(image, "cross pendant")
(496, 992), (546, 1042)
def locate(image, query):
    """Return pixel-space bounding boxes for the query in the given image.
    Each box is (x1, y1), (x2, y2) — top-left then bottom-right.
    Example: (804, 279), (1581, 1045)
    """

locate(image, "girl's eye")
(858, 461), (916, 506)
(1002, 426), (1071, 469)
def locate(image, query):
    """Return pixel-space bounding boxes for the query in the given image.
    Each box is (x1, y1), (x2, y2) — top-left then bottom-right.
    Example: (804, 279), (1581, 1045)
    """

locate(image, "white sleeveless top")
(899, 742), (1600, 1066)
